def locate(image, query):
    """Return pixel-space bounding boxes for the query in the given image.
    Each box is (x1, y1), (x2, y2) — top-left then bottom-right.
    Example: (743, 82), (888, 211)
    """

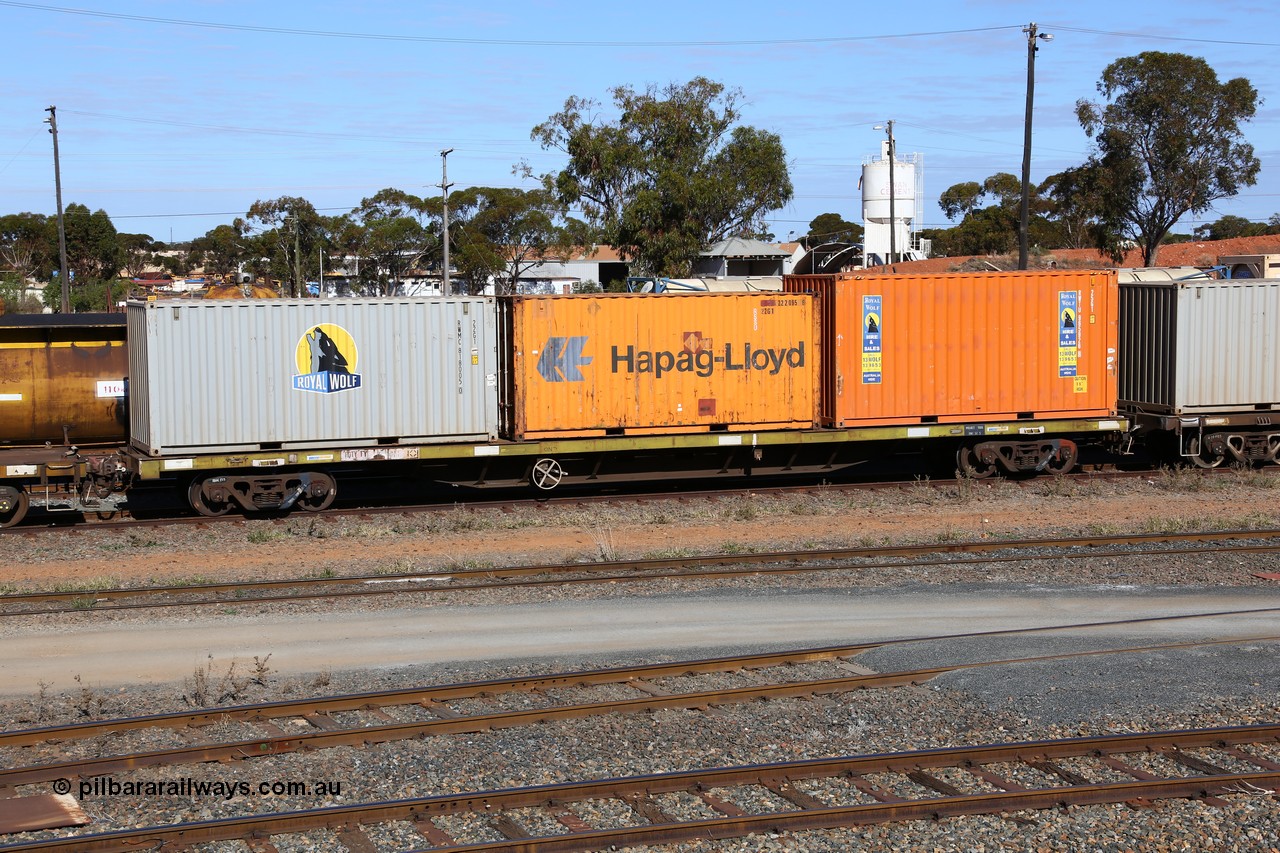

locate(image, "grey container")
(1118, 278), (1280, 414)
(128, 298), (499, 455)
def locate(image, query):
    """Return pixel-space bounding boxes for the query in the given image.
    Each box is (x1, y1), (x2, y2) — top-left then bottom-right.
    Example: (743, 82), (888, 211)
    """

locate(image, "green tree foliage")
(451, 187), (570, 294)
(343, 189), (433, 296)
(1192, 214), (1267, 241)
(937, 183), (983, 222)
(1040, 165), (1117, 251)
(934, 173), (1026, 256)
(803, 213), (862, 245)
(531, 77), (792, 276)
(1076, 51), (1261, 266)
(40, 279), (114, 312)
(118, 232), (163, 279)
(0, 275), (44, 314)
(188, 224), (250, 278)
(0, 213), (55, 281)
(62, 203), (123, 282)
(240, 196), (323, 296)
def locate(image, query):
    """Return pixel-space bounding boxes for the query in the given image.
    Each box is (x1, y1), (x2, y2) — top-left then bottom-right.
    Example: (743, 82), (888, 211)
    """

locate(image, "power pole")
(886, 120), (896, 265)
(292, 215), (302, 297)
(438, 148), (454, 296)
(1019, 23), (1052, 270)
(875, 120), (897, 265)
(44, 106), (70, 313)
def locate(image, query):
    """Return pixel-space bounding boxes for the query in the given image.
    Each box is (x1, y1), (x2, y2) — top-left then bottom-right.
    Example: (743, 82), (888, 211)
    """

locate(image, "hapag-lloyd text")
(611, 342), (806, 379)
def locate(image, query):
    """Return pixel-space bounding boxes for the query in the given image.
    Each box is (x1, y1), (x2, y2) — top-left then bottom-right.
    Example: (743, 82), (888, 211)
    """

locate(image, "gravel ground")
(1, 473), (1279, 851)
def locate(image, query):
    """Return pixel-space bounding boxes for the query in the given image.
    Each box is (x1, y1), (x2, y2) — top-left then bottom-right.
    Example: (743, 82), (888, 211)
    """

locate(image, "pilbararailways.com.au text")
(57, 776), (343, 801)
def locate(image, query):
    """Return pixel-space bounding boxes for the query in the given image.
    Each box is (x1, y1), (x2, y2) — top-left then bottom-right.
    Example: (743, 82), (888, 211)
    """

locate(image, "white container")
(128, 298), (499, 454)
(1119, 278), (1280, 413)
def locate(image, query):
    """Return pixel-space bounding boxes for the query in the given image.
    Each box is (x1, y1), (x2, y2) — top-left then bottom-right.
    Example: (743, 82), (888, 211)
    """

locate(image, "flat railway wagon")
(1118, 275), (1280, 467)
(0, 274), (1143, 526)
(784, 269), (1121, 477)
(0, 313), (130, 527)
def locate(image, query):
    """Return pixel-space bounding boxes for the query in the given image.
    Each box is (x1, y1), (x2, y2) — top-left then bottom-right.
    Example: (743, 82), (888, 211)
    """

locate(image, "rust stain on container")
(501, 293), (819, 439)
(784, 270), (1118, 426)
(0, 317), (128, 446)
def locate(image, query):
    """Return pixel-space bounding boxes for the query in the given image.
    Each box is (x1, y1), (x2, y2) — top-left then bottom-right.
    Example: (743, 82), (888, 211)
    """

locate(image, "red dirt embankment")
(868, 235), (1280, 275)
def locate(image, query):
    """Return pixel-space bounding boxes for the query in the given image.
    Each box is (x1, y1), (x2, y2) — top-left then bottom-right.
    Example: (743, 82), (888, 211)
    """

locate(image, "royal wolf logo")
(293, 324), (362, 394)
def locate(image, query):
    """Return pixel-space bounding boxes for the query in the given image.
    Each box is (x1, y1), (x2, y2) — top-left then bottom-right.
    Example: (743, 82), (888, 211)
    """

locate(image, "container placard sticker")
(293, 324), (362, 394)
(861, 295), (882, 384)
(96, 380), (126, 399)
(1058, 291), (1078, 377)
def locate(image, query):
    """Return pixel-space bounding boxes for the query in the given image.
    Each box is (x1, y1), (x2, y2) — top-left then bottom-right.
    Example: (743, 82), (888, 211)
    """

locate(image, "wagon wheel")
(0, 488), (30, 528)
(297, 473), (337, 512)
(187, 478), (233, 517)
(1187, 436), (1225, 469)
(1041, 443), (1078, 476)
(1190, 451), (1226, 469)
(956, 447), (997, 480)
(530, 458), (565, 491)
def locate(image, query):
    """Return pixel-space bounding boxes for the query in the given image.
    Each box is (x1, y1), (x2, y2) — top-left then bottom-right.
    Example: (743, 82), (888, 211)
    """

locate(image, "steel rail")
(4, 633), (1276, 790)
(4, 464), (1272, 537)
(5, 725), (1278, 852)
(5, 529), (1280, 618)
(4, 607), (1277, 749)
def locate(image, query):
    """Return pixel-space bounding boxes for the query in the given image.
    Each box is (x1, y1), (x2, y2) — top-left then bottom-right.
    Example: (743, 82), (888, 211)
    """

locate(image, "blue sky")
(3, 0), (1279, 245)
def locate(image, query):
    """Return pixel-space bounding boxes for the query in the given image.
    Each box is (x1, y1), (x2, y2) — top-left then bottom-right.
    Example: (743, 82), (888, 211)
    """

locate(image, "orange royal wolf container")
(500, 293), (819, 439)
(783, 270), (1118, 426)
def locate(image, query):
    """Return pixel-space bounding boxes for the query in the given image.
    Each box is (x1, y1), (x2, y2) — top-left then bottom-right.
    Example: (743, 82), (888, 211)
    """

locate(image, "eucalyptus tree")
(1076, 51), (1260, 266)
(531, 77), (792, 276)
(240, 196), (323, 296)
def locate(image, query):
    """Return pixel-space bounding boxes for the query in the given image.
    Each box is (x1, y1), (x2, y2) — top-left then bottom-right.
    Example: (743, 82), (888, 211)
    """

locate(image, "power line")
(7, 4), (1278, 48)
(0, 3), (1020, 47)
(1043, 24), (1280, 48)
(62, 110), (531, 148)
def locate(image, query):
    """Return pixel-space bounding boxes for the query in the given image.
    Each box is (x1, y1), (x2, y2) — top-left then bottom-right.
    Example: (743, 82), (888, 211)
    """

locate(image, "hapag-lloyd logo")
(537, 334), (805, 382)
(293, 324), (362, 394)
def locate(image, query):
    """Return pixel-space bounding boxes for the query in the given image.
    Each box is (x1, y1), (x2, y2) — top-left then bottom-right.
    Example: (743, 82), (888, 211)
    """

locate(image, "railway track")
(2, 616), (1276, 790)
(7, 724), (1278, 851)
(4, 529), (1280, 618)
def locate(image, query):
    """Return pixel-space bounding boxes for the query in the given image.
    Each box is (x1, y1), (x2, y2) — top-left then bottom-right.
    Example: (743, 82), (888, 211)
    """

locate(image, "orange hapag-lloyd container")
(783, 270), (1118, 427)
(499, 293), (819, 439)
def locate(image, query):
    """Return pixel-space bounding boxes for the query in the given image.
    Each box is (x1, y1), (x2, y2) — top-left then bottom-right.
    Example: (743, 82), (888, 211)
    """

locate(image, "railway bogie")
(186, 470), (337, 517)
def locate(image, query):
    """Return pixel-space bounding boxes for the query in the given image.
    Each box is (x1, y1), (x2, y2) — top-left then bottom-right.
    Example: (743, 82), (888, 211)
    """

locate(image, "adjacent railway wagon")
(0, 269), (1163, 526)
(0, 314), (130, 527)
(1119, 276), (1280, 467)
(0, 313), (127, 447)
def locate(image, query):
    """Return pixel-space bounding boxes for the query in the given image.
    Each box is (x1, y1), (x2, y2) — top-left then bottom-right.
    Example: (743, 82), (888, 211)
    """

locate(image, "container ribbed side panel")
(1174, 281), (1280, 411)
(785, 270), (1118, 425)
(1117, 282), (1176, 409)
(127, 298), (498, 455)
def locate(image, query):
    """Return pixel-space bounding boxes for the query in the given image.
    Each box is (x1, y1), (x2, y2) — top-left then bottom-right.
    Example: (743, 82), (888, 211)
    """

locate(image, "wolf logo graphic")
(293, 323), (361, 394)
(307, 327), (350, 374)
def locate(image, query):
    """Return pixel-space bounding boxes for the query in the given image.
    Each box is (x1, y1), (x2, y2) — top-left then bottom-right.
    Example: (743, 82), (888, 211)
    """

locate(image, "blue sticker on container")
(1058, 291), (1078, 378)
(862, 295), (882, 384)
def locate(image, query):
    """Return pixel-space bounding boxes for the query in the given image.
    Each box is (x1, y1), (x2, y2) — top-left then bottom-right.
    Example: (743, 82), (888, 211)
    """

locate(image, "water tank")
(862, 159), (915, 223)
